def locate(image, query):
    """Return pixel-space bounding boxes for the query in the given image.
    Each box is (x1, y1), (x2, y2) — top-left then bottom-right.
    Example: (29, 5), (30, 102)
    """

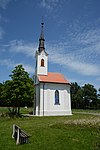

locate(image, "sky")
(0, 0), (100, 90)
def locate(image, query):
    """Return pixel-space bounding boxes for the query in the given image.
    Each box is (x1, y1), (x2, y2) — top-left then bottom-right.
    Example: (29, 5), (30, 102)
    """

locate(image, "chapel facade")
(34, 22), (72, 116)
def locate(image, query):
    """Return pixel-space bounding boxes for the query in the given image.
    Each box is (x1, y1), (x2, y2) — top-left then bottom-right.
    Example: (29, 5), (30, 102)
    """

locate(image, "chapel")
(34, 22), (72, 116)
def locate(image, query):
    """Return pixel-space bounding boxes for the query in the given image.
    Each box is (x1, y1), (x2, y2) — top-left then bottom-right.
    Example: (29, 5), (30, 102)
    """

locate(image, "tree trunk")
(17, 107), (20, 115)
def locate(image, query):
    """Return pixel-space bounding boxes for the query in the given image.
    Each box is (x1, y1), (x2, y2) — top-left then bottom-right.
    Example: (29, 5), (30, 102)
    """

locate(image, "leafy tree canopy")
(1, 65), (34, 115)
(71, 82), (99, 109)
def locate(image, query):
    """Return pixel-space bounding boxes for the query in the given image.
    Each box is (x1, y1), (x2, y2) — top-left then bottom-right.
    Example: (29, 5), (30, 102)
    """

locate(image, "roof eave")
(39, 81), (70, 85)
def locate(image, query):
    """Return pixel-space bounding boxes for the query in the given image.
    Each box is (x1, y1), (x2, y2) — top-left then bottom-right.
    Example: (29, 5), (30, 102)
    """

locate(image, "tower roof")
(38, 22), (45, 52)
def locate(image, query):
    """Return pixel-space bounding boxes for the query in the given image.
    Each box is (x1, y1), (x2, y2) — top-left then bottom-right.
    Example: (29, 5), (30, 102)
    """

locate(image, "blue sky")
(0, 0), (100, 90)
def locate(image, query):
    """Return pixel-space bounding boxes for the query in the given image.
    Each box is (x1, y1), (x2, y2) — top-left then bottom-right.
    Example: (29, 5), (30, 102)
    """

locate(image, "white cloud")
(15, 63), (34, 74)
(0, 0), (12, 9)
(0, 26), (4, 39)
(48, 49), (100, 76)
(68, 60), (99, 76)
(96, 77), (100, 82)
(0, 3), (9, 40)
(0, 58), (14, 67)
(74, 28), (100, 47)
(40, 0), (60, 11)
(22, 64), (34, 74)
(51, 19), (100, 76)
(0, 14), (4, 39)
(68, 77), (86, 86)
(66, 20), (100, 56)
(5, 40), (37, 58)
(0, 40), (36, 74)
(1, 15), (100, 77)
(0, 14), (2, 20)
(0, 58), (34, 74)
(1, 37), (99, 77)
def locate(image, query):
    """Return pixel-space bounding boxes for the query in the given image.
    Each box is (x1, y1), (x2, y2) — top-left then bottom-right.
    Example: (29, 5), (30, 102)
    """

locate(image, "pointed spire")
(40, 22), (44, 39)
(38, 21), (45, 52)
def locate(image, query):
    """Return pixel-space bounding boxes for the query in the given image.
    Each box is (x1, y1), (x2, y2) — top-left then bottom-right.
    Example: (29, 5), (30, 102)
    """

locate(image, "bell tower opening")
(41, 59), (44, 67)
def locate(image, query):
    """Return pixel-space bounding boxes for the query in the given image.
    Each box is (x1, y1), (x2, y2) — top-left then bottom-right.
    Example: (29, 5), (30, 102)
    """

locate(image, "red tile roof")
(38, 72), (70, 84)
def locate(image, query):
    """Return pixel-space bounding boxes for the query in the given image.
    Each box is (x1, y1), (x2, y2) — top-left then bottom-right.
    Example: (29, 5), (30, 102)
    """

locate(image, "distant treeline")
(71, 82), (100, 109)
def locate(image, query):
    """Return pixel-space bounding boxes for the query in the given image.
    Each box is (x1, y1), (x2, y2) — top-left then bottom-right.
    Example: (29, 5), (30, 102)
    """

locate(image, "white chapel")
(34, 22), (72, 116)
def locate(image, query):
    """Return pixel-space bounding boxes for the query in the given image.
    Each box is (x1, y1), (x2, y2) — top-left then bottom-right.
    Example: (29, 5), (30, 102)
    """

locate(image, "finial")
(40, 16), (44, 39)
(41, 16), (44, 28)
(41, 22), (44, 28)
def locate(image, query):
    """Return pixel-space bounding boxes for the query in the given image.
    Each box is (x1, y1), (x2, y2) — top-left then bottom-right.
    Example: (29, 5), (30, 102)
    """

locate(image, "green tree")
(98, 88), (100, 99)
(82, 84), (97, 109)
(1, 80), (13, 107)
(97, 88), (100, 109)
(71, 82), (84, 109)
(0, 82), (4, 106)
(2, 65), (34, 115)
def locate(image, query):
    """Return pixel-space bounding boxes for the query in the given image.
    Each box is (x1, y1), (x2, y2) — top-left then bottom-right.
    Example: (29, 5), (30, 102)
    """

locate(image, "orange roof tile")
(38, 72), (70, 84)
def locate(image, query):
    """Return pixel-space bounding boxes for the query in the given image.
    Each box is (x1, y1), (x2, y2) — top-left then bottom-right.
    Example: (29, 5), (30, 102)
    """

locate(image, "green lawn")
(0, 108), (100, 150)
(0, 107), (33, 115)
(72, 109), (100, 113)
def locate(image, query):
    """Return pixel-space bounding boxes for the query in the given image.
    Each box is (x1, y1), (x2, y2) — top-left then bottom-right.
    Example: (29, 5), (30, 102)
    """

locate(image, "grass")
(72, 109), (100, 113)
(0, 107), (100, 150)
(0, 107), (9, 113)
(0, 107), (33, 114)
(1, 107), (100, 114)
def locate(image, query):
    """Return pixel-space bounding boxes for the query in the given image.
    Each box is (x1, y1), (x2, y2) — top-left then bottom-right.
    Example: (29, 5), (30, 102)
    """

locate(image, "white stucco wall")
(38, 82), (72, 116)
(35, 84), (40, 115)
(36, 51), (48, 75)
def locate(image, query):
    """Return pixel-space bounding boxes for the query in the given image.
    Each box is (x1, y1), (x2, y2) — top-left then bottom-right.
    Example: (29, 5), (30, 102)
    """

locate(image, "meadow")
(0, 108), (100, 150)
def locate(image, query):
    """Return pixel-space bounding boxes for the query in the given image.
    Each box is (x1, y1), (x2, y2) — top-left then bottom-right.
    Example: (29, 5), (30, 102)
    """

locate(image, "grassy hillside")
(0, 109), (100, 150)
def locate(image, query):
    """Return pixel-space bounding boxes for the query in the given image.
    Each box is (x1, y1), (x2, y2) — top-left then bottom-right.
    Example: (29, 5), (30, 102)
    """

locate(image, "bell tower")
(35, 22), (48, 76)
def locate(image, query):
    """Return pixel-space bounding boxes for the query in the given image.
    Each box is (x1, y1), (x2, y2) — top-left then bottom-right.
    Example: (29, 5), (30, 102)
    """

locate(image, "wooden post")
(12, 124), (15, 139)
(16, 128), (20, 145)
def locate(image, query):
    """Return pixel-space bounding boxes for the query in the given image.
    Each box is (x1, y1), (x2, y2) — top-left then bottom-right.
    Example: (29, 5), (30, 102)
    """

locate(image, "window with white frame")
(55, 90), (59, 104)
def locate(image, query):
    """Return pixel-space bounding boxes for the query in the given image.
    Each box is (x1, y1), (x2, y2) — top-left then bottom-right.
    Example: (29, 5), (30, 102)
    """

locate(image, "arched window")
(55, 90), (59, 104)
(41, 59), (44, 67)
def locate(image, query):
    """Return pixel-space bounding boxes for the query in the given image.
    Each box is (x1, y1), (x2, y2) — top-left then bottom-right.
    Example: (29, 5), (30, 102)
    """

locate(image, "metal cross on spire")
(38, 17), (45, 52)
(40, 16), (44, 40)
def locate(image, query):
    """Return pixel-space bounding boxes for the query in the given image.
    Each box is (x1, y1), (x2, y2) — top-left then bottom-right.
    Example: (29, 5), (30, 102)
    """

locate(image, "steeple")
(38, 22), (45, 52)
(35, 21), (48, 76)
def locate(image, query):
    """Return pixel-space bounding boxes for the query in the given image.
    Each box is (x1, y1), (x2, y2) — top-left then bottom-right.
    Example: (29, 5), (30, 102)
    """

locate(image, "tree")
(0, 82), (4, 106)
(71, 82), (84, 109)
(82, 84), (97, 109)
(97, 88), (100, 109)
(1, 80), (13, 107)
(71, 82), (99, 109)
(2, 65), (34, 115)
(98, 88), (100, 99)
